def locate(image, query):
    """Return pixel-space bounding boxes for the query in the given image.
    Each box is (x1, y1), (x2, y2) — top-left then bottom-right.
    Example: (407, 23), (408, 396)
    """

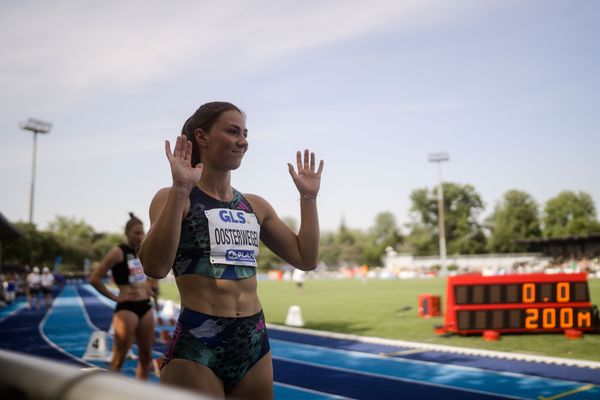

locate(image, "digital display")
(454, 282), (589, 305)
(456, 307), (595, 331)
(443, 273), (599, 334)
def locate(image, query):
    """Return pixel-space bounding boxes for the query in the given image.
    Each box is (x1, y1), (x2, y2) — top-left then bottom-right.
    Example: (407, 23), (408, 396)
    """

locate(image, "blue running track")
(1, 283), (599, 399)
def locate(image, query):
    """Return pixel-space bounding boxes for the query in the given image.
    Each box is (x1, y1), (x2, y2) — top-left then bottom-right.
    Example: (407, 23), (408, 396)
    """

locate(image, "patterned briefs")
(162, 308), (270, 390)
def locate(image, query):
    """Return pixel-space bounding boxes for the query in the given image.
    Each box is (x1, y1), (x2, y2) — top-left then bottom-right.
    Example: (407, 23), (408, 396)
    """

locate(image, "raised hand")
(165, 135), (204, 192)
(287, 149), (324, 199)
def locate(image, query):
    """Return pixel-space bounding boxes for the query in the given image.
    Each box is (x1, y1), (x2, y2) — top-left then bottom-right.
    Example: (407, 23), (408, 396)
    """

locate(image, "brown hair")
(125, 212), (143, 234)
(181, 102), (242, 167)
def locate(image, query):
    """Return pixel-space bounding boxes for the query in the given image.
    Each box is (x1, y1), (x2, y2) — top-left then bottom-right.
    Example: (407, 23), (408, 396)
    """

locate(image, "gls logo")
(219, 210), (247, 224)
(226, 249), (255, 262)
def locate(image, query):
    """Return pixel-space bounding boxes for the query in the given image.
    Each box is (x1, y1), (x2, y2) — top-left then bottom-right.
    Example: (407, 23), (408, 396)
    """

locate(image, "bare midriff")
(116, 282), (151, 301)
(176, 274), (261, 317)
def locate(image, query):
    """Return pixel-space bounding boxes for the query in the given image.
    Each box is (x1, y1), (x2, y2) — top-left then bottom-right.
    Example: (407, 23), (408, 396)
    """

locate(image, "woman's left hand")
(288, 149), (324, 199)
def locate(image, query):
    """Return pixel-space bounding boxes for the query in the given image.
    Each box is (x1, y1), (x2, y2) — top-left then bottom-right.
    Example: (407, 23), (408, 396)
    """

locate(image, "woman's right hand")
(165, 135), (204, 192)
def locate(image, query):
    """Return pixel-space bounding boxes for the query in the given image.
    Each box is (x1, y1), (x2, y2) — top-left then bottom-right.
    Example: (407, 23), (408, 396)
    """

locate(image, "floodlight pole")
(19, 118), (52, 225)
(428, 152), (449, 277)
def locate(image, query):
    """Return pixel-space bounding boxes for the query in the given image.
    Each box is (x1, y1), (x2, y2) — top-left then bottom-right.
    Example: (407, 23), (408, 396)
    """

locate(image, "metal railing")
(0, 349), (214, 400)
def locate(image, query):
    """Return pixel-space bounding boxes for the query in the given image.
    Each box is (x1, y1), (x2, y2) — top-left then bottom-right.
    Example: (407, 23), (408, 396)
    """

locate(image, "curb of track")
(268, 323), (600, 370)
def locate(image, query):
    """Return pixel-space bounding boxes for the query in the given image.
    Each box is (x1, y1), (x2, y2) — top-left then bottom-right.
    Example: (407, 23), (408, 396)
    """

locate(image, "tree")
(543, 191), (600, 237)
(48, 216), (96, 244)
(91, 232), (123, 260)
(47, 216), (96, 269)
(363, 212), (403, 266)
(3, 222), (61, 267)
(318, 219), (368, 268)
(403, 223), (436, 256)
(319, 231), (339, 267)
(336, 219), (368, 267)
(4, 216), (125, 272)
(406, 182), (486, 255)
(487, 190), (542, 253)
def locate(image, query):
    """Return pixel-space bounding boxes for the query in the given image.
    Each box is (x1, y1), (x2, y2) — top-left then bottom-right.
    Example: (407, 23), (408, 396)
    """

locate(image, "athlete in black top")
(90, 213), (157, 380)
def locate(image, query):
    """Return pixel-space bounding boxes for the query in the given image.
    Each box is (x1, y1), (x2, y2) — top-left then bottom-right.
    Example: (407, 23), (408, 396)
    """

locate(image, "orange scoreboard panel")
(443, 273), (599, 334)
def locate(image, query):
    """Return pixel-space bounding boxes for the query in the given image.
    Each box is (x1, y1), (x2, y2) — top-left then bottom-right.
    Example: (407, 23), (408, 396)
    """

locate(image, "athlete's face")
(126, 223), (145, 249)
(200, 110), (248, 170)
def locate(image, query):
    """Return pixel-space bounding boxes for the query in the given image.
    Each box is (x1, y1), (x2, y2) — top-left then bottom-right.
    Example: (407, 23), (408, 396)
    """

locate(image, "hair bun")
(129, 212), (136, 219)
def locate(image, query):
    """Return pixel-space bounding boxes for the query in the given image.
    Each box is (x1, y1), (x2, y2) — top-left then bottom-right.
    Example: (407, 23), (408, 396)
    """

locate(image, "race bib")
(205, 208), (260, 267)
(127, 256), (147, 284)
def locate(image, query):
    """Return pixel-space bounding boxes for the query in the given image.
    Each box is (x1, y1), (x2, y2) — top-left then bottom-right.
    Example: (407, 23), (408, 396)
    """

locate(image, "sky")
(1, 0), (599, 236)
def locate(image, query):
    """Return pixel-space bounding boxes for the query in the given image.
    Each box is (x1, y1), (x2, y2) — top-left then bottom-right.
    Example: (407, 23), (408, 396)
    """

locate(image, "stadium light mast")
(428, 152), (449, 277)
(19, 118), (52, 225)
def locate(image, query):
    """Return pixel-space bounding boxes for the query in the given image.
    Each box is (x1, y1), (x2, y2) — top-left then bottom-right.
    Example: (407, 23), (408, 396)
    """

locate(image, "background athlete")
(90, 213), (156, 380)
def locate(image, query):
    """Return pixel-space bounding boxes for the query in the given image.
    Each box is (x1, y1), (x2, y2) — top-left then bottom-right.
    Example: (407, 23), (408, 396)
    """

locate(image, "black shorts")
(114, 299), (152, 319)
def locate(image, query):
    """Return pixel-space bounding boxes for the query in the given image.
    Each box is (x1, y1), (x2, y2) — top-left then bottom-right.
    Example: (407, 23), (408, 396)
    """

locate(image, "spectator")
(40, 267), (55, 308)
(26, 267), (42, 310)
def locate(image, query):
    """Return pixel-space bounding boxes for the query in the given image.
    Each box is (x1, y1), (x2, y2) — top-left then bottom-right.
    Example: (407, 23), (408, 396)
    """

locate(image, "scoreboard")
(443, 273), (599, 334)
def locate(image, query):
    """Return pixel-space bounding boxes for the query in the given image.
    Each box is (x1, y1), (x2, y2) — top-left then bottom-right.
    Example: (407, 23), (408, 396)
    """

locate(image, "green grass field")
(159, 277), (600, 362)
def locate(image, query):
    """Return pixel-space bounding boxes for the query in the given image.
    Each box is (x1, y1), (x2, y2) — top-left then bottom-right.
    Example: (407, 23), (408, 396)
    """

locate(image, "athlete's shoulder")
(117, 243), (132, 253)
(109, 245), (126, 261)
(242, 192), (276, 222)
(241, 192), (268, 206)
(149, 186), (192, 223)
(152, 186), (172, 201)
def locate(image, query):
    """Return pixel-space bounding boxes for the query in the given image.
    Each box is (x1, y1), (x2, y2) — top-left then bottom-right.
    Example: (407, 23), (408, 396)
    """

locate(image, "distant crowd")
(0, 265), (64, 309)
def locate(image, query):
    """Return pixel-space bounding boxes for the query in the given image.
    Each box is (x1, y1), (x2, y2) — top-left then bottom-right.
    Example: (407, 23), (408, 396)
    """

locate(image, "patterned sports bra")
(172, 186), (260, 280)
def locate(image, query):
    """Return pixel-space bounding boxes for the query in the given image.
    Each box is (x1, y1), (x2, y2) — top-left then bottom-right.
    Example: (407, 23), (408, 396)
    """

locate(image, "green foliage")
(319, 231), (340, 267)
(3, 222), (61, 267)
(319, 219), (369, 267)
(317, 213), (403, 268)
(447, 264), (459, 271)
(91, 232), (124, 259)
(406, 182), (487, 255)
(488, 190), (542, 253)
(46, 216), (98, 270)
(48, 216), (96, 244)
(363, 212), (403, 266)
(3, 216), (124, 272)
(335, 221), (368, 266)
(403, 223), (437, 255)
(543, 191), (600, 237)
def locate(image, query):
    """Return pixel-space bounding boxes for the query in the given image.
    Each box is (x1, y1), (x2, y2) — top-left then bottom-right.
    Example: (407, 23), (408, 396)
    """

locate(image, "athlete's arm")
(139, 186), (189, 279)
(89, 247), (122, 302)
(247, 149), (324, 270)
(147, 277), (160, 311)
(249, 194), (320, 270)
(139, 136), (202, 279)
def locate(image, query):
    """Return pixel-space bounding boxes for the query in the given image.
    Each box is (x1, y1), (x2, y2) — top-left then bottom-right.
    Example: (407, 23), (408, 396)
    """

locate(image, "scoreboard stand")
(418, 294), (441, 318)
(437, 272), (599, 337)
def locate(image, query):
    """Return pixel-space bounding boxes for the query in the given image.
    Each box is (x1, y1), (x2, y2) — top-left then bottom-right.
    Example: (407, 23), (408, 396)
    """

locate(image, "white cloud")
(0, 0), (477, 93)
